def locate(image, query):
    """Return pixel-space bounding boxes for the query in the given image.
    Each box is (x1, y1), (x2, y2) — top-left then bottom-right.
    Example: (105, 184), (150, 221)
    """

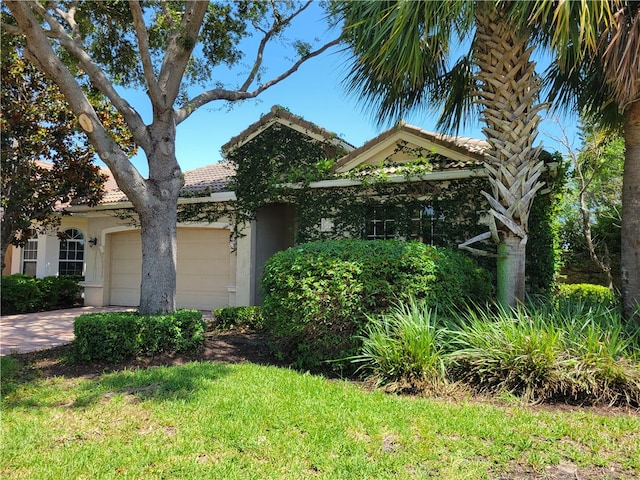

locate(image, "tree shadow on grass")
(2, 361), (232, 410)
(74, 361), (233, 407)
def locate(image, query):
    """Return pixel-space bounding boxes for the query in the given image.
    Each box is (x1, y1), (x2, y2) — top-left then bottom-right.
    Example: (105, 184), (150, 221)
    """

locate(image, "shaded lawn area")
(1, 336), (639, 480)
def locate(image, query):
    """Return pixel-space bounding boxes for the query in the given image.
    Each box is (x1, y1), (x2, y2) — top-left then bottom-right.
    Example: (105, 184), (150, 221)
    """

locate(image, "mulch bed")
(8, 330), (282, 380)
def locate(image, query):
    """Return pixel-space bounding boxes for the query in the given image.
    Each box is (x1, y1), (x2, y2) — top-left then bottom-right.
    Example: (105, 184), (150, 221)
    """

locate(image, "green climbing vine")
(107, 117), (562, 295)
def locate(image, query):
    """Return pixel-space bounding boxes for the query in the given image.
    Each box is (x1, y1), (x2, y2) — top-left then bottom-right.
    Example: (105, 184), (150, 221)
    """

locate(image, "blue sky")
(114, 3), (580, 176)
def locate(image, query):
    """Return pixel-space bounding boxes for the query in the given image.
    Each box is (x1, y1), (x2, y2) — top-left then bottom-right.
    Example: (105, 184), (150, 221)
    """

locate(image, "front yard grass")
(2, 361), (639, 479)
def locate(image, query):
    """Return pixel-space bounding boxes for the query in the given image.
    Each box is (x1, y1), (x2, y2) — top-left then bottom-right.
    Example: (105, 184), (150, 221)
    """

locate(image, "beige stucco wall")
(57, 211), (251, 309)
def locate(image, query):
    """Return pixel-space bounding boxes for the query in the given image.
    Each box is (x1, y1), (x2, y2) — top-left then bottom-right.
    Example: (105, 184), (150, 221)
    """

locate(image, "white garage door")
(109, 228), (231, 309)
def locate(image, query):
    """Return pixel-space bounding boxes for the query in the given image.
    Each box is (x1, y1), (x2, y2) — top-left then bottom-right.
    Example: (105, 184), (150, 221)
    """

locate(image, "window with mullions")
(364, 204), (445, 245)
(365, 205), (398, 240)
(58, 229), (85, 276)
(410, 205), (446, 246)
(21, 231), (38, 276)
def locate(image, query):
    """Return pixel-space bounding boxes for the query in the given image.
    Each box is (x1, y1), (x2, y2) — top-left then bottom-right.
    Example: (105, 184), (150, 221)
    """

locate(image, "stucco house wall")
(6, 106), (521, 310)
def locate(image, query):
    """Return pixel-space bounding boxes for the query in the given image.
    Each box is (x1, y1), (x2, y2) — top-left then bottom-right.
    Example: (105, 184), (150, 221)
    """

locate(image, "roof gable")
(333, 122), (488, 173)
(221, 105), (354, 156)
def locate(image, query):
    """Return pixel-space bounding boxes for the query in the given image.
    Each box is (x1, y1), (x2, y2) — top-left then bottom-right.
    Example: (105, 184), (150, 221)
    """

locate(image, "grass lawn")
(1, 359), (639, 479)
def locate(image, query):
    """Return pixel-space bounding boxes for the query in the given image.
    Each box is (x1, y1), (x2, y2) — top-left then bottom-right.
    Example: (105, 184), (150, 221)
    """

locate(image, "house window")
(365, 206), (398, 240)
(21, 232), (38, 276)
(410, 205), (445, 246)
(365, 204), (445, 245)
(59, 229), (85, 276)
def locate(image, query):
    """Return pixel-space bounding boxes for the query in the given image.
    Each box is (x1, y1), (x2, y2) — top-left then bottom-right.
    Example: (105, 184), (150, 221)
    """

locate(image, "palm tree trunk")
(473, 3), (546, 307)
(622, 100), (640, 321)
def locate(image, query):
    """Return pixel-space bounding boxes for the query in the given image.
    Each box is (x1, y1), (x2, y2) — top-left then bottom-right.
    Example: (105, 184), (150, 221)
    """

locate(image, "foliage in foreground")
(262, 240), (493, 371)
(73, 310), (205, 363)
(2, 361), (639, 479)
(355, 298), (640, 406)
(0, 274), (82, 314)
(211, 306), (264, 331)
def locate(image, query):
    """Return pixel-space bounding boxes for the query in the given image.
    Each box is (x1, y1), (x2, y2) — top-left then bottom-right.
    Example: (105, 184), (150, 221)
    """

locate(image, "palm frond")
(336, 0), (472, 125)
(435, 51), (479, 135)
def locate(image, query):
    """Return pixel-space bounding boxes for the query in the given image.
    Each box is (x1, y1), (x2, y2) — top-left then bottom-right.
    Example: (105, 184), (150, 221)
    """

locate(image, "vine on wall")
(105, 119), (561, 294)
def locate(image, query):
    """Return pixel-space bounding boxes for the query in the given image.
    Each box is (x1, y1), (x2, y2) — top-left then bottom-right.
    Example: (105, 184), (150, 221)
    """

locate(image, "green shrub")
(138, 309), (206, 355)
(351, 298), (451, 390)
(556, 283), (617, 308)
(73, 312), (140, 363)
(39, 275), (83, 310)
(1, 274), (43, 314)
(262, 239), (493, 371)
(73, 310), (205, 363)
(1, 274), (82, 314)
(212, 306), (264, 331)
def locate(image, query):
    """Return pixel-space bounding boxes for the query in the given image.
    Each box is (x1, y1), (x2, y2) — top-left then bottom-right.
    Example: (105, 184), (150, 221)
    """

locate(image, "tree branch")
(25, 1), (150, 150)
(1, 22), (22, 35)
(5, 1), (147, 198)
(175, 37), (341, 124)
(129, 0), (163, 106)
(156, 0), (208, 110)
(239, 0), (313, 92)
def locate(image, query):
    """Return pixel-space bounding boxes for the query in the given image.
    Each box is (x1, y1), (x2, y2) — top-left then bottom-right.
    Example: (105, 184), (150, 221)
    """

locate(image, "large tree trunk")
(473, 3), (545, 307)
(138, 194), (179, 314)
(133, 115), (183, 315)
(622, 101), (640, 321)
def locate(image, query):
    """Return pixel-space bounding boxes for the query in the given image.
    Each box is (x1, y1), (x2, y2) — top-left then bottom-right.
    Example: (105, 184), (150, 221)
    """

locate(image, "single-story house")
(7, 106), (547, 309)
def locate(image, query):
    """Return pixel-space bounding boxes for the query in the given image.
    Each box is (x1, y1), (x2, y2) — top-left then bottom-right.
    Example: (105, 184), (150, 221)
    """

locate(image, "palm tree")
(521, 0), (640, 319)
(337, 1), (546, 307)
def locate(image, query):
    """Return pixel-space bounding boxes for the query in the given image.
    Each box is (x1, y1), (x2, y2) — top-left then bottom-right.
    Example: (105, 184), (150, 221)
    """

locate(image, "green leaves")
(73, 310), (206, 363)
(261, 239), (493, 371)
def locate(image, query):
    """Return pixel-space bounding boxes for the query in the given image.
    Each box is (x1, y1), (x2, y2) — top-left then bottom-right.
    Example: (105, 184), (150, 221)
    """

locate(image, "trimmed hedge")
(73, 309), (206, 363)
(556, 283), (617, 308)
(261, 239), (493, 371)
(1, 274), (82, 314)
(211, 306), (264, 331)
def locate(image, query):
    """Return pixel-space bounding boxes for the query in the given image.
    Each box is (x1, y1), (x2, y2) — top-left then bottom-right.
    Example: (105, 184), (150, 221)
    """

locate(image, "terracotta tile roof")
(100, 161), (235, 204)
(181, 161), (235, 195)
(221, 105), (355, 155)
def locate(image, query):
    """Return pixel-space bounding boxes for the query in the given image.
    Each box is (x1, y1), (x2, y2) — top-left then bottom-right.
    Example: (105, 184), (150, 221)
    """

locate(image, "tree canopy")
(3, 1), (340, 313)
(0, 30), (118, 270)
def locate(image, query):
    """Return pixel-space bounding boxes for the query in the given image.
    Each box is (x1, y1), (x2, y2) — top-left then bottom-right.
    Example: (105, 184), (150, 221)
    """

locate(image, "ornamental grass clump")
(449, 306), (566, 403)
(351, 298), (452, 392)
(449, 300), (640, 406)
(547, 300), (640, 405)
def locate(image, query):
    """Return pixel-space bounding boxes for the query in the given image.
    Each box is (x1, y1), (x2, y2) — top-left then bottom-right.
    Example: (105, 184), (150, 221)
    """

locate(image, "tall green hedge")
(261, 239), (493, 371)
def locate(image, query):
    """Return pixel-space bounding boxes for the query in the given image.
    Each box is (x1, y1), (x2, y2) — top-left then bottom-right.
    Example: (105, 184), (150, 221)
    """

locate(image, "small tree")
(556, 121), (624, 289)
(0, 31), (115, 270)
(3, 1), (339, 314)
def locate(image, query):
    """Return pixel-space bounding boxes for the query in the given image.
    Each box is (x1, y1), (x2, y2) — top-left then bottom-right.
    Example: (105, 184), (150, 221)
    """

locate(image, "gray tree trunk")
(132, 115), (183, 315)
(622, 101), (640, 321)
(138, 194), (178, 314)
(497, 235), (526, 308)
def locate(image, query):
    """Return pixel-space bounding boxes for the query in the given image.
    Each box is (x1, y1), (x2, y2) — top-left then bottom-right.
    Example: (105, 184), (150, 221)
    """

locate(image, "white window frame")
(58, 228), (85, 276)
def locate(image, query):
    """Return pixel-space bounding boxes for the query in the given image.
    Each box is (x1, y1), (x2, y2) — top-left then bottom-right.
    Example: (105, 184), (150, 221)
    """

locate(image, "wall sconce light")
(88, 237), (98, 247)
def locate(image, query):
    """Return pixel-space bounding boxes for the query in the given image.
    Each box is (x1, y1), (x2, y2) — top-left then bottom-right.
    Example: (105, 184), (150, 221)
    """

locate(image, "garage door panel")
(109, 228), (231, 309)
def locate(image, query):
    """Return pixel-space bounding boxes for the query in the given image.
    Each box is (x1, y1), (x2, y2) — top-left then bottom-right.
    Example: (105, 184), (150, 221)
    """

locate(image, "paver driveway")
(0, 306), (134, 355)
